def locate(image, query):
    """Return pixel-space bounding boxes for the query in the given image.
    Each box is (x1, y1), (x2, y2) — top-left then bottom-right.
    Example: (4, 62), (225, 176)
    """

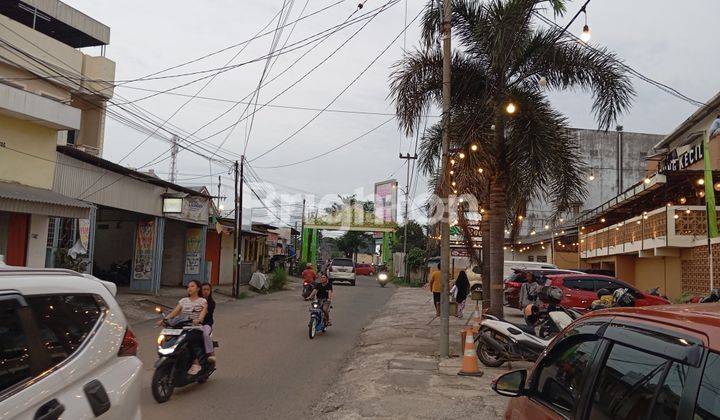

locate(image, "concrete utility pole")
(169, 135), (179, 183)
(400, 153), (418, 280)
(439, 0), (452, 358)
(232, 157), (245, 298)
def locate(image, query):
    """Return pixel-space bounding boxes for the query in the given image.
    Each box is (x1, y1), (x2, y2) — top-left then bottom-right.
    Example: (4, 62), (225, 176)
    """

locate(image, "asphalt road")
(134, 275), (394, 419)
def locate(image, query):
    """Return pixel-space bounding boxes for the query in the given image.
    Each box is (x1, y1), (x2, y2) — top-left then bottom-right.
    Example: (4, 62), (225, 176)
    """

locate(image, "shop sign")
(182, 197), (208, 222)
(133, 220), (155, 280)
(185, 228), (202, 275)
(661, 141), (703, 172)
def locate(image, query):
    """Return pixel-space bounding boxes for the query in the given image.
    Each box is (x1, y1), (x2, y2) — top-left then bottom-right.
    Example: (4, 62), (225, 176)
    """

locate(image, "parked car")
(492, 302), (720, 419)
(354, 263), (375, 276)
(504, 269), (583, 308)
(502, 261), (558, 278)
(0, 266), (142, 420)
(327, 258), (356, 286)
(544, 273), (670, 311)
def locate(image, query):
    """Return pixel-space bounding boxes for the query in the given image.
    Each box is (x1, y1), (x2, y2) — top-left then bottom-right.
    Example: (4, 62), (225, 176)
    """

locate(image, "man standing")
(519, 272), (540, 324)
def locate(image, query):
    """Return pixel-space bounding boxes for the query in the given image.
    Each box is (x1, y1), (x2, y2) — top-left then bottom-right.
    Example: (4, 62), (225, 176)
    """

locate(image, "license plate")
(161, 328), (182, 336)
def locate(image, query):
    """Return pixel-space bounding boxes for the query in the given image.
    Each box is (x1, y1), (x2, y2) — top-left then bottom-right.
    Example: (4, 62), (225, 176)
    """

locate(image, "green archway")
(300, 221), (397, 268)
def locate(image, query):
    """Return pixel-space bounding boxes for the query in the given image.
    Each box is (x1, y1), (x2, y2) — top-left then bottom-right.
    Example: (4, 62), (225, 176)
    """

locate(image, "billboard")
(374, 179), (398, 224)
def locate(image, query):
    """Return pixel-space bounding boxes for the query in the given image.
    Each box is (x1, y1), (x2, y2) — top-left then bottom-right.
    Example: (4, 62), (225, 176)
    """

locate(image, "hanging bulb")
(449, 170), (454, 175)
(505, 102), (517, 114)
(679, 197), (687, 204)
(450, 159), (456, 165)
(470, 144), (478, 152)
(478, 168), (484, 174)
(588, 174), (595, 181)
(580, 24), (591, 42)
(644, 177), (651, 184)
(458, 152), (466, 159)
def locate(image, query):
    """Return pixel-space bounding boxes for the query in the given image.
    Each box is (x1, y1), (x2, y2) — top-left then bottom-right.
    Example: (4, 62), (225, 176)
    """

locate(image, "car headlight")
(378, 273), (388, 281)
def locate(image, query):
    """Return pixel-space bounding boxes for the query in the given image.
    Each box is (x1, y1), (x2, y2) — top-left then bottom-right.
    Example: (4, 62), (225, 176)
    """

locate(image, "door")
(5, 213), (29, 266)
(561, 277), (597, 310)
(205, 231), (221, 285)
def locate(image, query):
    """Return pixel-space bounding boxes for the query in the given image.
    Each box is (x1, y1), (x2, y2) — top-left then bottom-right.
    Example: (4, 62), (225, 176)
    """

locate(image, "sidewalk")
(312, 287), (531, 419)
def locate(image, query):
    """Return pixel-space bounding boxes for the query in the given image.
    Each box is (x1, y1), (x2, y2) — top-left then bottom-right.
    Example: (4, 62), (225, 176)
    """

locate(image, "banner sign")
(78, 219), (90, 249)
(374, 179), (398, 223)
(185, 228), (203, 275)
(133, 220), (155, 280)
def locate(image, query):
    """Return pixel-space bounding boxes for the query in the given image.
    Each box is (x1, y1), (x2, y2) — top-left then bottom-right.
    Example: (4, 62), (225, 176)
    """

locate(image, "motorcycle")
(700, 289), (720, 303)
(377, 271), (390, 287)
(302, 279), (315, 300)
(151, 310), (218, 403)
(475, 286), (577, 367)
(308, 299), (330, 339)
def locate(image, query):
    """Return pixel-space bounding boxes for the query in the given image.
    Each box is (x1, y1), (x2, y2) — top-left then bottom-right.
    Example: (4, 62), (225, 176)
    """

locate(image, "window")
(652, 362), (689, 420)
(563, 278), (595, 292)
(26, 295), (104, 371)
(536, 256), (548, 263)
(0, 298), (32, 394)
(595, 279), (626, 292)
(590, 343), (672, 420)
(533, 335), (600, 414)
(694, 352), (720, 419)
(331, 259), (353, 267)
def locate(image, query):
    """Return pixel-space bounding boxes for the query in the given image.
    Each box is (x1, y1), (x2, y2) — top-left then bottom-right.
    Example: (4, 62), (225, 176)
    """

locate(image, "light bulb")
(449, 170), (454, 175)
(715, 182), (720, 192)
(600, 218), (606, 223)
(459, 152), (466, 159)
(470, 144), (478, 152)
(505, 102), (517, 114)
(673, 214), (679, 220)
(219, 204), (225, 211)
(451, 181), (456, 186)
(544, 224), (550, 230)
(679, 197), (687, 204)
(644, 177), (651, 184)
(477, 168), (484, 173)
(450, 159), (456, 165)
(588, 174), (595, 181)
(698, 178), (705, 186)
(580, 25), (591, 42)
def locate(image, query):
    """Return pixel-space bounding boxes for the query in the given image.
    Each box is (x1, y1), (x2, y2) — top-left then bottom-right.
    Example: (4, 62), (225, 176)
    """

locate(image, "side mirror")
(492, 369), (527, 397)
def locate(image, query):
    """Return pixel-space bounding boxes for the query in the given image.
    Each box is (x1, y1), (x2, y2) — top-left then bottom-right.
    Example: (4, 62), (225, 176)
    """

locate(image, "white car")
(327, 258), (356, 286)
(0, 266), (142, 420)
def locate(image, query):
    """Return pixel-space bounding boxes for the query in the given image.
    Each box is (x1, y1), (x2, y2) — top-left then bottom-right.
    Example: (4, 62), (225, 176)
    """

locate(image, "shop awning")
(0, 181), (92, 219)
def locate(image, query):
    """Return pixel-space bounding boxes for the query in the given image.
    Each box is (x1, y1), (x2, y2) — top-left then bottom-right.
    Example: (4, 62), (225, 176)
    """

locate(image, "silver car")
(327, 258), (356, 286)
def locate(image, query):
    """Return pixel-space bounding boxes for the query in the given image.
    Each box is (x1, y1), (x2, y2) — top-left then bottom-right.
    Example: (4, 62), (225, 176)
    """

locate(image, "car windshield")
(332, 259), (353, 266)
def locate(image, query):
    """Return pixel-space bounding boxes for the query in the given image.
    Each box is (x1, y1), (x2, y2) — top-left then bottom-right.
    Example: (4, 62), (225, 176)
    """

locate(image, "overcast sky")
(64, 0), (720, 227)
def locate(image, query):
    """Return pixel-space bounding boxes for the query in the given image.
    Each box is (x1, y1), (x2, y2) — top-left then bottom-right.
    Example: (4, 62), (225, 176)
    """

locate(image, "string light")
(715, 182), (720, 192)
(685, 209), (691, 214)
(588, 173), (595, 181)
(679, 197), (687, 204)
(580, 7), (591, 42)
(518, 215), (524, 220)
(505, 102), (517, 114)
(449, 170), (454, 175)
(544, 224), (550, 230)
(477, 168), (484, 173)
(600, 218), (606, 223)
(644, 177), (651, 184)
(698, 178), (705, 186)
(451, 181), (456, 186)
(450, 159), (456, 165)
(458, 152), (466, 159)
(470, 144), (478, 152)
(673, 214), (679, 220)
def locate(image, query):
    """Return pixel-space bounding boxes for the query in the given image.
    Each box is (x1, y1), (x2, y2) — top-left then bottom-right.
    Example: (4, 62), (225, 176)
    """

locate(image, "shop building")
(53, 146), (211, 293)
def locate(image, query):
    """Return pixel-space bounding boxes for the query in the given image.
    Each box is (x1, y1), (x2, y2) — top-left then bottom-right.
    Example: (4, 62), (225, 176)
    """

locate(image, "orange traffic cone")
(471, 308), (482, 333)
(458, 327), (483, 377)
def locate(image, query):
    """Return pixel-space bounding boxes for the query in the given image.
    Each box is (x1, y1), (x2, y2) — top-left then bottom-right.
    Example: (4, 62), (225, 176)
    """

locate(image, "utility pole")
(169, 135), (179, 183)
(299, 198), (306, 261)
(232, 160), (239, 297)
(400, 152), (417, 281)
(439, 0), (452, 358)
(237, 156), (245, 297)
(217, 176), (222, 211)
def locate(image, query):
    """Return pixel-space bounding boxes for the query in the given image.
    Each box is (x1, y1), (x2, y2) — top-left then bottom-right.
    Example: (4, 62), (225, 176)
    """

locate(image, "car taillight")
(118, 327), (139, 357)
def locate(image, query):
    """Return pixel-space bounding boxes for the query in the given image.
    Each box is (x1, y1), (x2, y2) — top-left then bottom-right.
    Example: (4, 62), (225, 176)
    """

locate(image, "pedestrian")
(519, 272), (540, 325)
(428, 262), (442, 316)
(453, 270), (470, 318)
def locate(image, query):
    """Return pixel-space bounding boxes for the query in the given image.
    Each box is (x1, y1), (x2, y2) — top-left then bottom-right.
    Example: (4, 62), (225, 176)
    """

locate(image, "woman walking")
(454, 270), (470, 318)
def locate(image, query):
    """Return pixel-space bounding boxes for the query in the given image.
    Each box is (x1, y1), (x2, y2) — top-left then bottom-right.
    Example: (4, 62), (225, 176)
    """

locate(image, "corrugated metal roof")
(0, 180), (90, 208)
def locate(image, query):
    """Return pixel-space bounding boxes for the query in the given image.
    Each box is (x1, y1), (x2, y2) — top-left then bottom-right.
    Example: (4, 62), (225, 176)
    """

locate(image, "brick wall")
(681, 244), (720, 295)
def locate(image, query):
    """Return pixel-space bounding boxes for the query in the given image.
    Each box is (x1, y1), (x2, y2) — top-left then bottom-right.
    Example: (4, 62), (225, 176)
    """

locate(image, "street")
(134, 276), (393, 419)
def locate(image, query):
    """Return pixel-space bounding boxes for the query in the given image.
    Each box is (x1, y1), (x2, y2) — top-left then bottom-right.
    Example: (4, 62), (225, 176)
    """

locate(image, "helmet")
(614, 288), (636, 307)
(597, 288), (612, 298)
(538, 285), (563, 304)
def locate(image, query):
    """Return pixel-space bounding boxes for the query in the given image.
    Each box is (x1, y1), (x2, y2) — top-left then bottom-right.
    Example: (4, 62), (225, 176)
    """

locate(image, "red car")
(354, 263), (375, 276)
(504, 269), (583, 308)
(545, 273), (670, 311)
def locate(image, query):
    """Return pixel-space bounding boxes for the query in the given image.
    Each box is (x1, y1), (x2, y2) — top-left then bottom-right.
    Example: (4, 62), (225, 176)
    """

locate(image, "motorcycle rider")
(201, 282), (216, 364)
(301, 262), (317, 284)
(157, 280), (208, 375)
(308, 273), (333, 326)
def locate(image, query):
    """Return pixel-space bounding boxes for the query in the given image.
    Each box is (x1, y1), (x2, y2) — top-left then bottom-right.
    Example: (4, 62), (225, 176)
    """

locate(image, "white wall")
(26, 214), (48, 268)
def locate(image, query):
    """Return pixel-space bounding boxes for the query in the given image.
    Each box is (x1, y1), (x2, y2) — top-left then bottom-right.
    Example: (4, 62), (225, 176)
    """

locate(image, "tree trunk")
(488, 175), (507, 318)
(481, 221), (491, 312)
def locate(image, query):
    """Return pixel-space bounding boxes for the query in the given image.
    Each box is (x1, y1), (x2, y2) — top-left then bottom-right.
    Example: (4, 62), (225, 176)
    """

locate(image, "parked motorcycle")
(476, 286), (576, 367)
(308, 299), (330, 339)
(377, 271), (390, 287)
(302, 279), (315, 300)
(152, 311), (218, 403)
(700, 289), (720, 303)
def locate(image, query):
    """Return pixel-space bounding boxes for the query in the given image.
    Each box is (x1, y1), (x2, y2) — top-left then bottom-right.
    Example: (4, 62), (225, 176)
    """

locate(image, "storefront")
(53, 146), (210, 293)
(0, 180), (92, 268)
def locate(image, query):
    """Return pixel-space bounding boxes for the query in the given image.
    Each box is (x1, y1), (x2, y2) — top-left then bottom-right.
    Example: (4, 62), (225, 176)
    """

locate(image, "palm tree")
(390, 0), (634, 316)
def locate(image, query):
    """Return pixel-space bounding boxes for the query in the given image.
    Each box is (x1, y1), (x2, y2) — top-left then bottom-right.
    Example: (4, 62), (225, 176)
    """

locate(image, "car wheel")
(151, 364), (175, 403)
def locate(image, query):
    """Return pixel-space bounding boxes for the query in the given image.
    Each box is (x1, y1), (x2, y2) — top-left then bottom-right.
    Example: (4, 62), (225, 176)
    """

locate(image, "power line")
(249, 3), (424, 163)
(254, 117), (395, 168)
